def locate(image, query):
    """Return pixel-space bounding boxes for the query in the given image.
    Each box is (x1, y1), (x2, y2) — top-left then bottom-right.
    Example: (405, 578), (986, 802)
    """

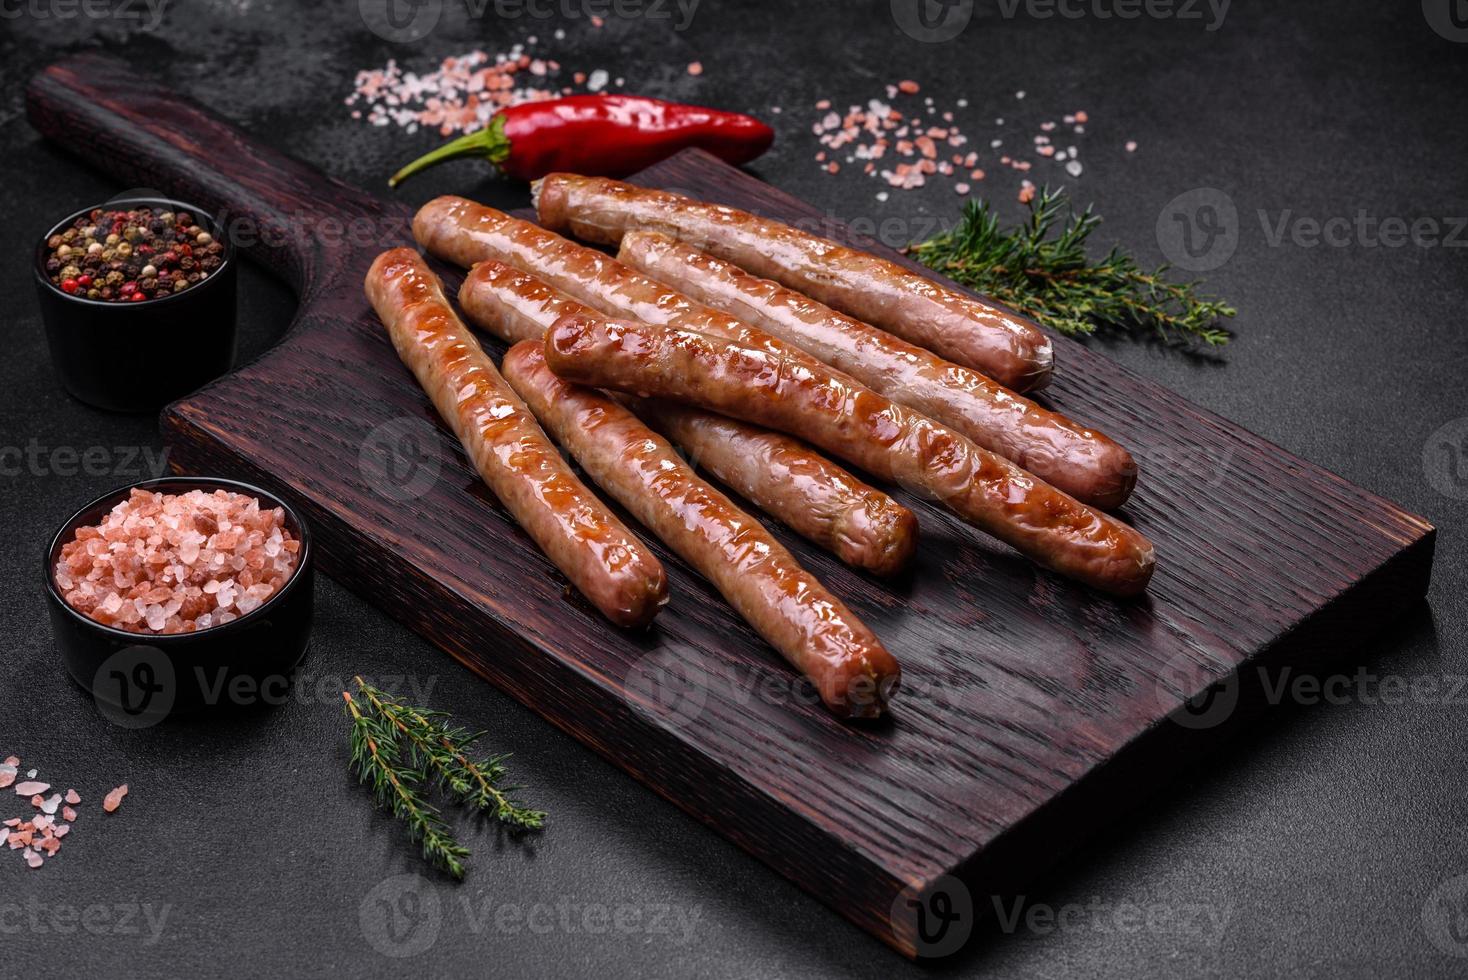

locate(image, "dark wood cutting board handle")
(25, 51), (408, 295)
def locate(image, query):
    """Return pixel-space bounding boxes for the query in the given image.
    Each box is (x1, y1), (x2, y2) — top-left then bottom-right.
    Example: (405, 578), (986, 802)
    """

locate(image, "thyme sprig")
(343, 677), (544, 879)
(909, 186), (1236, 347)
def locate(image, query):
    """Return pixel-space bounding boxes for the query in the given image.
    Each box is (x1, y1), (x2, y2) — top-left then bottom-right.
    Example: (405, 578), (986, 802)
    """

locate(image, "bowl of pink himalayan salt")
(44, 477), (314, 717)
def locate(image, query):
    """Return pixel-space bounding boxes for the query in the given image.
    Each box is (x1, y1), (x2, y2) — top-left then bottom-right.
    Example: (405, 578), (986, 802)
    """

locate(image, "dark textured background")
(2, 1), (1465, 976)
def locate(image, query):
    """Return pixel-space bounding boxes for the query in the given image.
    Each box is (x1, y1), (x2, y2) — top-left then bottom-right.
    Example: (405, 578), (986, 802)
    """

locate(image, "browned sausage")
(532, 173), (1054, 393)
(414, 198), (1123, 508)
(636, 404), (916, 578)
(458, 260), (917, 576)
(618, 231), (1137, 510)
(415, 196), (810, 361)
(545, 313), (1156, 597)
(364, 248), (668, 627)
(501, 341), (900, 718)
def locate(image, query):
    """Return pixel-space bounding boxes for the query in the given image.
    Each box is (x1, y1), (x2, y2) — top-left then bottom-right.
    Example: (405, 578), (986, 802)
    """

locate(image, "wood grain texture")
(27, 53), (1434, 958)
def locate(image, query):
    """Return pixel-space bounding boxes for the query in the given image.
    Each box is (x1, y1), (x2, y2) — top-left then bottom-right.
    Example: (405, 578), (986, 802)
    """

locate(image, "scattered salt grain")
(347, 45), (620, 139)
(1126, 140), (1138, 153)
(40, 795), (61, 816)
(103, 785), (129, 814)
(686, 61), (703, 76)
(587, 68), (609, 92)
(808, 86), (1098, 198)
(14, 781), (48, 796)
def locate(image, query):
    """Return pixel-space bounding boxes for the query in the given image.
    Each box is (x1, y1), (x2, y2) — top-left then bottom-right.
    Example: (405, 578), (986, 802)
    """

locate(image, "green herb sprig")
(343, 677), (544, 879)
(909, 186), (1235, 347)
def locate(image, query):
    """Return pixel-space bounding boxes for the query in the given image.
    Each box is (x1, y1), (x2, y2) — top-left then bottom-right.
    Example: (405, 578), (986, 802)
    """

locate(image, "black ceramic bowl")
(44, 477), (314, 722)
(33, 197), (238, 413)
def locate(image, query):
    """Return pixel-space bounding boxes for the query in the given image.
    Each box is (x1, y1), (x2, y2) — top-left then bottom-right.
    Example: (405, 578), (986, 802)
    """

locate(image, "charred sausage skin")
(457, 259), (917, 576)
(532, 173), (1055, 392)
(501, 341), (900, 718)
(364, 247), (668, 627)
(544, 312), (1156, 597)
(618, 231), (1136, 509)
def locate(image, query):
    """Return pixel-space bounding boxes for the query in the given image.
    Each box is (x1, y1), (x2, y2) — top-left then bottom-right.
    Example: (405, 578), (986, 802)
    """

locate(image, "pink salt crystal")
(1126, 140), (1138, 153)
(3, 756), (17, 767)
(686, 61), (703, 76)
(0, 767), (14, 790)
(66, 789), (80, 804)
(63, 806), (77, 822)
(26, 849), (43, 869)
(40, 795), (61, 815)
(0, 829), (7, 848)
(55, 489), (299, 635)
(15, 781), (49, 796)
(103, 784), (128, 813)
(54, 825), (70, 838)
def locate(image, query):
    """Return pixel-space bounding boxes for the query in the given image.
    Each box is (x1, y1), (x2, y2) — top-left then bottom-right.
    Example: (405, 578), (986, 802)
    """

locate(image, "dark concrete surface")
(1, 1), (1465, 976)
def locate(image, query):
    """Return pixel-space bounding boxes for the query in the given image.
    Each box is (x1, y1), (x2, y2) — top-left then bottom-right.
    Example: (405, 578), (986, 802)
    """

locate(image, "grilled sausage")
(415, 196), (814, 362)
(545, 313), (1156, 596)
(501, 341), (900, 718)
(458, 260), (917, 576)
(532, 173), (1054, 392)
(618, 231), (1137, 509)
(414, 199), (1123, 506)
(364, 248), (668, 627)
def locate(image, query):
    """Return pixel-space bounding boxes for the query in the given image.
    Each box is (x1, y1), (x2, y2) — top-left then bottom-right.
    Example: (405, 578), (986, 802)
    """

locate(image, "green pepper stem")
(387, 114), (511, 188)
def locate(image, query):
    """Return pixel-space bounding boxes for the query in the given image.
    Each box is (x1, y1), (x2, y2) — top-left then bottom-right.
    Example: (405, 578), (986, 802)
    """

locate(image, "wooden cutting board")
(27, 53), (1434, 958)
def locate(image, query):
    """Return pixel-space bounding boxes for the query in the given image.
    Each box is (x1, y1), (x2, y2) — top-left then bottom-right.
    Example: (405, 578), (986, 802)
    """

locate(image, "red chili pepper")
(388, 94), (774, 188)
